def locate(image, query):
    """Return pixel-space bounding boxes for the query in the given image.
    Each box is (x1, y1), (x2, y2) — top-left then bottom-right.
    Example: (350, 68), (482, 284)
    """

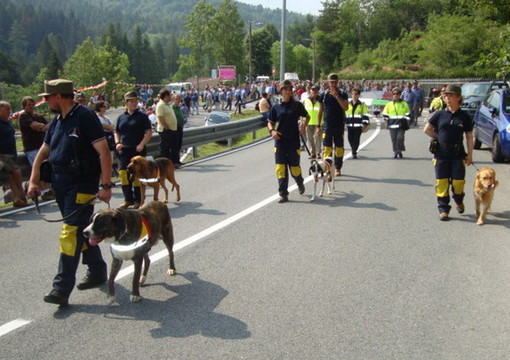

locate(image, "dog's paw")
(130, 295), (142, 302)
(167, 268), (176, 276)
(477, 219), (484, 226)
(140, 275), (146, 285)
(309, 197), (315, 202)
(106, 295), (116, 305)
(328, 190), (332, 195)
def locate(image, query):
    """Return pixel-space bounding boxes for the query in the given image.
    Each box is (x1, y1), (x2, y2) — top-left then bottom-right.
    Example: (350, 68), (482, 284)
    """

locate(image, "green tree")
(270, 41), (296, 79)
(292, 44), (312, 80)
(0, 50), (21, 84)
(61, 38), (133, 98)
(250, 27), (277, 77)
(211, 0), (245, 68)
(177, 0), (215, 78)
(417, 14), (498, 76)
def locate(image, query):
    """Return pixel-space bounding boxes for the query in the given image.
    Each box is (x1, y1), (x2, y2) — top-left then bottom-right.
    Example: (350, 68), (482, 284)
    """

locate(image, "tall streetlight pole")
(248, 20), (253, 86)
(279, 0), (286, 82)
(305, 38), (316, 84)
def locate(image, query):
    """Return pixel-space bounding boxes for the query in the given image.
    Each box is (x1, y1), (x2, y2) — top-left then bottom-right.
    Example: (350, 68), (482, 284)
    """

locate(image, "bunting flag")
(10, 80), (110, 119)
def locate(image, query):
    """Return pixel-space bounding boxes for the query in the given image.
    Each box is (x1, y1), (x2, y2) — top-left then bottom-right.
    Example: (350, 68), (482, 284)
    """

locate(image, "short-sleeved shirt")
(19, 112), (49, 151)
(0, 118), (16, 156)
(172, 104), (185, 127)
(44, 104), (104, 170)
(428, 108), (473, 145)
(268, 101), (308, 148)
(116, 109), (151, 148)
(155, 100), (177, 132)
(318, 90), (348, 128)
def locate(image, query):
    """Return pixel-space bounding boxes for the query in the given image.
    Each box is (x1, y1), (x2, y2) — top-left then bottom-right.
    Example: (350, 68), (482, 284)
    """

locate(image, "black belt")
(438, 142), (461, 150)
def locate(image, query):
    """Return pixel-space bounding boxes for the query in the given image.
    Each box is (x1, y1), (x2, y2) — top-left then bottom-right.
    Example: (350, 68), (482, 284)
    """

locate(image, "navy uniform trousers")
(51, 172), (106, 297)
(322, 124), (345, 170)
(274, 144), (304, 196)
(434, 153), (466, 214)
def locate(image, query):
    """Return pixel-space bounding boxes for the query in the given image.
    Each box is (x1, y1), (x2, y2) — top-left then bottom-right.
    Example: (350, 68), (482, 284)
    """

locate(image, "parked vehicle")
(461, 80), (509, 118)
(166, 82), (192, 93)
(284, 72), (299, 82)
(204, 111), (231, 126)
(473, 88), (510, 162)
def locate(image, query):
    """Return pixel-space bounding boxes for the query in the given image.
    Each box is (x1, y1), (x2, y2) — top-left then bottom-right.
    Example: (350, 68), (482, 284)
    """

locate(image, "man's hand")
(27, 180), (40, 199)
(98, 188), (112, 203)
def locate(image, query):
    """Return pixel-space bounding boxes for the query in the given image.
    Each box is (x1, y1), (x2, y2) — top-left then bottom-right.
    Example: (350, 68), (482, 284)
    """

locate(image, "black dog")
(83, 201), (175, 304)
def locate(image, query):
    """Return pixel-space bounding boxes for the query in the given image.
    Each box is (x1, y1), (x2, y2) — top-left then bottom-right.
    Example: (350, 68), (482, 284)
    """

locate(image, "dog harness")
(137, 160), (161, 184)
(140, 216), (152, 238)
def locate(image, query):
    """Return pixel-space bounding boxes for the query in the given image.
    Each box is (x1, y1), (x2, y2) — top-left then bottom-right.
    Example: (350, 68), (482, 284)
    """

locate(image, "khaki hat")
(392, 87), (402, 94)
(279, 80), (293, 92)
(124, 91), (139, 101)
(75, 93), (86, 101)
(327, 73), (339, 81)
(38, 79), (74, 97)
(442, 84), (461, 95)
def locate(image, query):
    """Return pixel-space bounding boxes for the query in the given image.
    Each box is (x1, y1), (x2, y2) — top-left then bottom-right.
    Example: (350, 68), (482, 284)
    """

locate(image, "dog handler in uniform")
(317, 73), (349, 176)
(345, 88), (370, 159)
(267, 79), (310, 203)
(423, 84), (473, 221)
(115, 91), (153, 209)
(28, 79), (112, 306)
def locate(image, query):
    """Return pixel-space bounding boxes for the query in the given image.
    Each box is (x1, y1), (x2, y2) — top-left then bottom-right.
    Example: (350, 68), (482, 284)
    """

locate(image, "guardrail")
(1, 114), (267, 184)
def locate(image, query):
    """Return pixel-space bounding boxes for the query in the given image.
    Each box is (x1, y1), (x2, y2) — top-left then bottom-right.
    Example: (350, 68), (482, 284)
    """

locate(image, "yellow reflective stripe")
(59, 224), (78, 256)
(290, 166), (301, 177)
(323, 146), (332, 158)
(76, 193), (96, 205)
(133, 179), (141, 186)
(296, 149), (301, 156)
(435, 179), (449, 197)
(452, 179), (465, 195)
(335, 147), (344, 157)
(119, 169), (129, 185)
(276, 164), (286, 179)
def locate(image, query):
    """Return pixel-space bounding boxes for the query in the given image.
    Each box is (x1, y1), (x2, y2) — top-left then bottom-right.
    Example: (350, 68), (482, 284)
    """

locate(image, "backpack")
(255, 101), (260, 112)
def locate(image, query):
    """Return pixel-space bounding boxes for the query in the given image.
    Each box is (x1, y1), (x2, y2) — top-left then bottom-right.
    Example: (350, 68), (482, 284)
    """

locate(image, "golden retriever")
(474, 166), (498, 225)
(127, 156), (181, 206)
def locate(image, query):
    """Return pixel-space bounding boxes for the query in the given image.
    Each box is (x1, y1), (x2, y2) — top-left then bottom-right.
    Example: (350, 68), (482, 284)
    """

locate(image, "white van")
(255, 75), (270, 83)
(165, 82), (192, 93)
(284, 72), (299, 82)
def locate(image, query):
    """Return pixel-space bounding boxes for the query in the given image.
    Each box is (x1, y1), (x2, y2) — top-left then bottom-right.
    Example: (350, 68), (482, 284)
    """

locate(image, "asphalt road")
(1, 119), (510, 359)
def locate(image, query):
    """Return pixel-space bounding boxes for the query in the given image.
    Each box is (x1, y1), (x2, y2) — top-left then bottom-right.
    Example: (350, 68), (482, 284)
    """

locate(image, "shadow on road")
(53, 271), (251, 340)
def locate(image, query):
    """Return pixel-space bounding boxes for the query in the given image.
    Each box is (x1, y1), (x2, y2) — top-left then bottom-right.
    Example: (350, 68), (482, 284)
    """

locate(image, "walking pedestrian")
(27, 79), (112, 306)
(423, 84), (473, 221)
(345, 88), (370, 159)
(382, 87), (411, 158)
(267, 80), (310, 203)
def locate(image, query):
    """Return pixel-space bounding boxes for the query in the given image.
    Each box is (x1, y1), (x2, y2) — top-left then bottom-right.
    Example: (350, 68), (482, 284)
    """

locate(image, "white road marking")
(0, 319), (31, 337)
(0, 120), (382, 337)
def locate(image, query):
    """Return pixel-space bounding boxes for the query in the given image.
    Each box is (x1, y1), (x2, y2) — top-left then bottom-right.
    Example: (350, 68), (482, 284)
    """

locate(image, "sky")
(238, 0), (323, 16)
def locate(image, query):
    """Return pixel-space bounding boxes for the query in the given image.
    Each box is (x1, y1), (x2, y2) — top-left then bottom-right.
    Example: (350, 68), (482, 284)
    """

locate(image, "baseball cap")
(124, 91), (139, 101)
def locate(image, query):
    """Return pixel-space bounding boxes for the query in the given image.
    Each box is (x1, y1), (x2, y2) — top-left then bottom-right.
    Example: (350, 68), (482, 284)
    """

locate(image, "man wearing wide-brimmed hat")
(27, 78), (112, 306)
(317, 73), (349, 176)
(424, 84), (474, 222)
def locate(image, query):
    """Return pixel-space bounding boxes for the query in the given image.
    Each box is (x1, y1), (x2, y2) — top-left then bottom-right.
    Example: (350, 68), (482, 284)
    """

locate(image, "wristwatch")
(100, 183), (113, 190)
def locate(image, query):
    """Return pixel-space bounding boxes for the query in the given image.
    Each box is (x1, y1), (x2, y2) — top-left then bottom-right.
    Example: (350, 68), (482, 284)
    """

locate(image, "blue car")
(473, 89), (510, 162)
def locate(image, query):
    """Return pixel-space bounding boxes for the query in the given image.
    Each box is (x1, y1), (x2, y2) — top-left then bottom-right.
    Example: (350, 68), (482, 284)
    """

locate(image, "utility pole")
(279, 0), (286, 83)
(248, 20), (253, 86)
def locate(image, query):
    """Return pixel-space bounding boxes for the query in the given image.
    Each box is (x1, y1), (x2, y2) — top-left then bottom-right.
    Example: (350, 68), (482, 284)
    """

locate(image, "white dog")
(308, 157), (335, 201)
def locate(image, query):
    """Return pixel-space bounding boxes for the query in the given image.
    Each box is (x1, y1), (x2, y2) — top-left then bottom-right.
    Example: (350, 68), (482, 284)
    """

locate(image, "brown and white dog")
(127, 156), (181, 206)
(474, 166), (498, 225)
(83, 201), (176, 303)
(308, 157), (335, 201)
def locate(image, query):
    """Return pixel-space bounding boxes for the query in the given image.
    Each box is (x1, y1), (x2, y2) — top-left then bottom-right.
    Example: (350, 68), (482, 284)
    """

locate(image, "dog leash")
(300, 135), (312, 156)
(32, 195), (97, 223)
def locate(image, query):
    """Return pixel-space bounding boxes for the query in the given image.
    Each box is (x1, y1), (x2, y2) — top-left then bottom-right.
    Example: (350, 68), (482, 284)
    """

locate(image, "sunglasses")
(392, 92), (400, 95)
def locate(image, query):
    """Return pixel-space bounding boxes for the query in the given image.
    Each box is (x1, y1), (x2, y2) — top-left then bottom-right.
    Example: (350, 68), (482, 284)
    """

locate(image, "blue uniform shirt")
(318, 89), (348, 128)
(0, 118), (16, 156)
(115, 109), (151, 148)
(428, 108), (473, 145)
(269, 101), (308, 148)
(44, 104), (104, 169)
